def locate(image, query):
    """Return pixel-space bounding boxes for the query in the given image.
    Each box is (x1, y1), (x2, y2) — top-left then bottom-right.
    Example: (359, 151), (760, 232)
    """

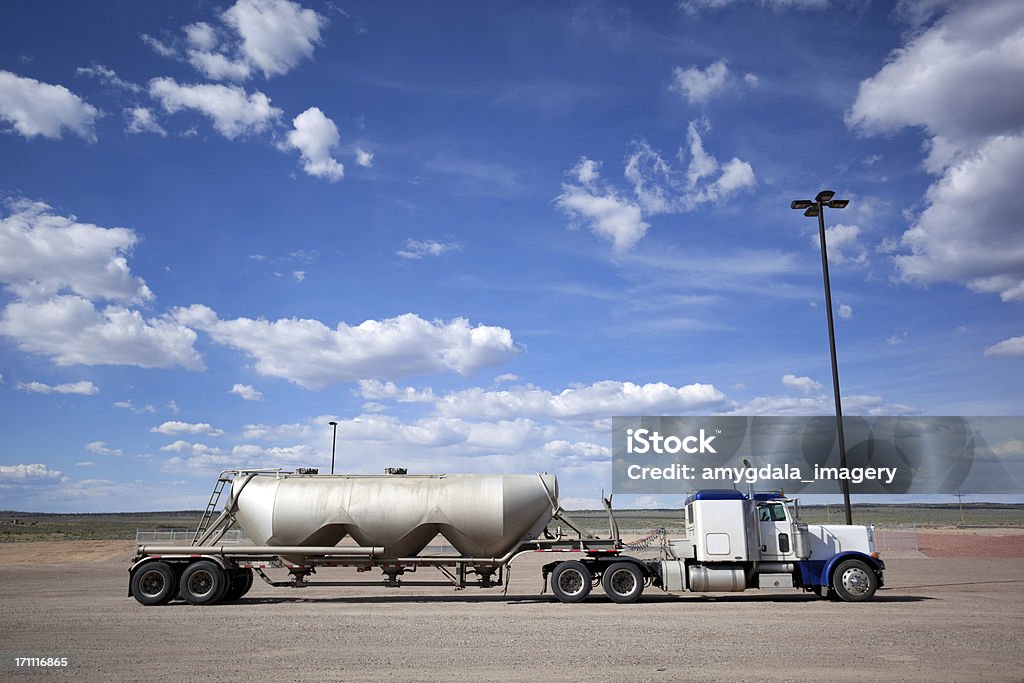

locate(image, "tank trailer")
(129, 469), (884, 606)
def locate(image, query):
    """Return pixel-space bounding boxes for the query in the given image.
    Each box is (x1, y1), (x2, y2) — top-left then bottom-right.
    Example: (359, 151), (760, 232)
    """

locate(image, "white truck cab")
(660, 489), (884, 601)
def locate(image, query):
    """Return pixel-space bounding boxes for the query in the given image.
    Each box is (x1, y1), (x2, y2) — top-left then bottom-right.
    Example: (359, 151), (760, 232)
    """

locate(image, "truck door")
(757, 502), (796, 561)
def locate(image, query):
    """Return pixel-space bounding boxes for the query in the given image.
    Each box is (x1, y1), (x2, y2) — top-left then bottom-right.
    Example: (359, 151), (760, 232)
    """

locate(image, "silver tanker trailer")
(129, 468), (884, 605)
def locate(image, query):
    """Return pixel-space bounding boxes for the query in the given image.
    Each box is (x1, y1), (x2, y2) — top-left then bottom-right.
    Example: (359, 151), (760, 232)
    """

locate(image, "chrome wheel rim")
(841, 566), (870, 596)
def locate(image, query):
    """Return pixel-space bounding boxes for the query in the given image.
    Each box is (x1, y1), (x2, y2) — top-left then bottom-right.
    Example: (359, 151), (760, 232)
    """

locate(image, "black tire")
(179, 560), (229, 605)
(601, 562), (645, 604)
(131, 562), (176, 606)
(831, 559), (878, 602)
(238, 567), (254, 598)
(551, 561), (592, 603)
(222, 568), (254, 601)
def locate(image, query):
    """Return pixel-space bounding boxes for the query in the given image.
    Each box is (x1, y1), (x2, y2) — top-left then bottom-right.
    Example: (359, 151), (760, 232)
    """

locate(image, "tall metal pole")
(816, 205), (853, 525)
(329, 421), (338, 475)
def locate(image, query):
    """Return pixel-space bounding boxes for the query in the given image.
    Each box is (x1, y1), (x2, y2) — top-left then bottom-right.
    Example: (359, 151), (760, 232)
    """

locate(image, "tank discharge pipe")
(138, 545), (384, 557)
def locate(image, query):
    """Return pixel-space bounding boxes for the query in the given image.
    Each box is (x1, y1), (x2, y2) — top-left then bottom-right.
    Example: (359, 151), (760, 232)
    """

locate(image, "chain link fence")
(135, 528), (246, 544)
(872, 523), (919, 551)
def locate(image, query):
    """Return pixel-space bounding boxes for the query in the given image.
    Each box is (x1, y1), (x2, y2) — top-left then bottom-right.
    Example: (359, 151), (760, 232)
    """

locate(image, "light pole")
(328, 420), (338, 475)
(791, 190), (853, 525)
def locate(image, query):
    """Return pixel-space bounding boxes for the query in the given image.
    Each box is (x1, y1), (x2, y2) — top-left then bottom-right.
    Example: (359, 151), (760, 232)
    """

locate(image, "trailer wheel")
(131, 562), (176, 606)
(222, 568), (254, 601)
(179, 560), (229, 605)
(831, 559), (877, 602)
(551, 561), (592, 603)
(602, 562), (644, 604)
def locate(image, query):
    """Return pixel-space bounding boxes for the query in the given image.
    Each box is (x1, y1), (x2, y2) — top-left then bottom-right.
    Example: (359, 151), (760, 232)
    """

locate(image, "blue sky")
(1, 0), (1022, 512)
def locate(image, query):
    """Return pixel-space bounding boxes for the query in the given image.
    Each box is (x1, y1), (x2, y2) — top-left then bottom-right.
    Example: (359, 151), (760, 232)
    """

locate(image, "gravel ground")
(2, 536), (1023, 682)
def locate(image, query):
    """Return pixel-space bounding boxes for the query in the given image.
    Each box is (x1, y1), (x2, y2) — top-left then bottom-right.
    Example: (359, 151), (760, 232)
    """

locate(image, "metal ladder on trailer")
(190, 469), (278, 547)
(191, 474), (233, 546)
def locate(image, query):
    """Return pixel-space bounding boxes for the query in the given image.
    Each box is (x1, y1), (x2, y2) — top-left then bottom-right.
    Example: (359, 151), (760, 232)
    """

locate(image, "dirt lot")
(2, 532), (1023, 682)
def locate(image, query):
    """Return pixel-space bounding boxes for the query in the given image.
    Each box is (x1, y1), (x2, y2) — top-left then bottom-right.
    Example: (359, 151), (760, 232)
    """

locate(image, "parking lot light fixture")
(791, 190), (853, 525)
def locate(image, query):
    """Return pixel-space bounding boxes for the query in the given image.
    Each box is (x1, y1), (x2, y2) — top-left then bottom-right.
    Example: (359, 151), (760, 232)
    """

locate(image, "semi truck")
(129, 468), (884, 606)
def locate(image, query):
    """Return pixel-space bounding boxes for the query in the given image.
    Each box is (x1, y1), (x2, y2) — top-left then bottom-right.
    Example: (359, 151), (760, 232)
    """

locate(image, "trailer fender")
(584, 555), (652, 580)
(130, 554), (231, 573)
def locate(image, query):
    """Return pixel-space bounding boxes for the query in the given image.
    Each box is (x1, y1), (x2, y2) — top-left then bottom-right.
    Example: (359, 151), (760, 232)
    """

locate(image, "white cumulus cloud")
(223, 0), (325, 79)
(149, 77), (282, 139)
(184, 22), (219, 52)
(781, 374), (823, 394)
(355, 148), (374, 167)
(0, 200), (153, 304)
(0, 70), (99, 141)
(813, 223), (868, 267)
(0, 463), (63, 482)
(174, 304), (519, 389)
(838, 303), (853, 319)
(230, 383), (264, 401)
(625, 124), (757, 214)
(86, 441), (123, 456)
(17, 380), (99, 395)
(0, 295), (202, 370)
(284, 106), (344, 181)
(357, 379), (436, 403)
(555, 157), (649, 252)
(985, 336), (1024, 357)
(557, 121), (756, 251)
(188, 50), (253, 81)
(670, 60), (729, 104)
(125, 107), (167, 136)
(542, 439), (611, 461)
(178, 0), (325, 81)
(151, 421), (224, 436)
(432, 380), (729, 421)
(847, 1), (1024, 304)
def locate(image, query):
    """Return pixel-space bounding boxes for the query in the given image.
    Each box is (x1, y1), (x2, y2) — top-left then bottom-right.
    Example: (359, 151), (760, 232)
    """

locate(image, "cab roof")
(683, 489), (785, 506)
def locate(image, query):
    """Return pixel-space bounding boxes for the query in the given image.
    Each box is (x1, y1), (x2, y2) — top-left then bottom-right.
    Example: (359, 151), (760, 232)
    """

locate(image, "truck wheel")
(222, 568), (254, 601)
(131, 562), (176, 606)
(831, 559), (878, 602)
(551, 561), (592, 603)
(602, 562), (644, 604)
(179, 560), (229, 605)
(237, 568), (254, 598)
